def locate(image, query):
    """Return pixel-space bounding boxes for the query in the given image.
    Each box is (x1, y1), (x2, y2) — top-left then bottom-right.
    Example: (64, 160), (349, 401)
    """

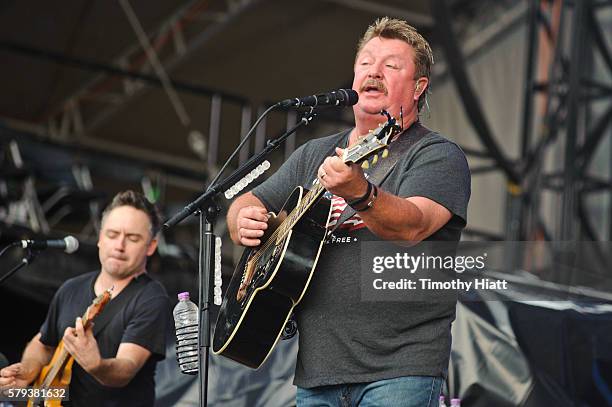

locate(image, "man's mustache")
(359, 79), (388, 95)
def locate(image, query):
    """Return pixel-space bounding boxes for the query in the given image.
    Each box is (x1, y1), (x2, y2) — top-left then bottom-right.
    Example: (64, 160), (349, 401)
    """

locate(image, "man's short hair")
(357, 17), (434, 110)
(101, 190), (162, 237)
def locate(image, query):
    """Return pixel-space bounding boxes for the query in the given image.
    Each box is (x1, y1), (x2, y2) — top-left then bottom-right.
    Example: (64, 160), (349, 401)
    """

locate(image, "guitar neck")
(261, 117), (399, 250)
(275, 183), (326, 241)
(40, 309), (91, 389)
(40, 347), (69, 389)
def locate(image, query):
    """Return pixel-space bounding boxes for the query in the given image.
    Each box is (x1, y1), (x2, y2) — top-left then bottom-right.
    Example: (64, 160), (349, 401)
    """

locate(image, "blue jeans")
(296, 376), (443, 407)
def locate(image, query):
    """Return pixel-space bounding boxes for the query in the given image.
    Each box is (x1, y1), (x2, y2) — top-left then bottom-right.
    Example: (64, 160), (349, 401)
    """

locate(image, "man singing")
(230, 17), (471, 407)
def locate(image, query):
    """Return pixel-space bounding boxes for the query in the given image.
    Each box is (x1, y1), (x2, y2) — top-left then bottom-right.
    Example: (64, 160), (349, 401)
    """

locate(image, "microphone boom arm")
(0, 248), (39, 286)
(162, 107), (317, 407)
(163, 109), (317, 229)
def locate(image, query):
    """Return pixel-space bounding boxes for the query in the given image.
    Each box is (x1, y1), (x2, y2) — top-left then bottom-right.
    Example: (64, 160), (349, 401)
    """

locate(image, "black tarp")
(153, 298), (612, 406)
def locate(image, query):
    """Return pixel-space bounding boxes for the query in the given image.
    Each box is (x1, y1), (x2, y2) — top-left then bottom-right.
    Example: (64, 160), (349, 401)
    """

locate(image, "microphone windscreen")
(343, 89), (359, 106)
(64, 235), (79, 254)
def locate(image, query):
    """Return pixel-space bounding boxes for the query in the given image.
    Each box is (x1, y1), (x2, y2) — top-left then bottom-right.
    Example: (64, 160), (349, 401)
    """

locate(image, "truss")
(45, 0), (261, 141)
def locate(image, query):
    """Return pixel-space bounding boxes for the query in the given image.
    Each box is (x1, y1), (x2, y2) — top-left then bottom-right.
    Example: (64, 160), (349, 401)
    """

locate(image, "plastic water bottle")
(450, 398), (461, 407)
(173, 292), (199, 374)
(439, 395), (447, 407)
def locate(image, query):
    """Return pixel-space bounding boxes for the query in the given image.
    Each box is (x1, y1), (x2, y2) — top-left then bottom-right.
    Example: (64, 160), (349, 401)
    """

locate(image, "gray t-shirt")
(251, 123), (470, 388)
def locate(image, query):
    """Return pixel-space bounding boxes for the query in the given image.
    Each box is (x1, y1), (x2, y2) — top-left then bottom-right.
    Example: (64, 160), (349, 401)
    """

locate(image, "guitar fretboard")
(40, 308), (91, 389)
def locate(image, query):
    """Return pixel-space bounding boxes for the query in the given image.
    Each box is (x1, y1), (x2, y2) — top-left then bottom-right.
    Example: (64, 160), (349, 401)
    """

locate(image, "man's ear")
(146, 238), (158, 256)
(414, 78), (429, 100)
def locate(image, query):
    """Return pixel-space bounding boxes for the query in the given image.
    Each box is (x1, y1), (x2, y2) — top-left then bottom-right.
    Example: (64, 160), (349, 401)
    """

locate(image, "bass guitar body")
(26, 343), (74, 407)
(27, 288), (111, 407)
(213, 186), (332, 368)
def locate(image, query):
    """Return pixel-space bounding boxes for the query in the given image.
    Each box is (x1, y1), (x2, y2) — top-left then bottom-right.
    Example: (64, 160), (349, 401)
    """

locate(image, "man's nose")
(113, 236), (127, 250)
(367, 62), (383, 78)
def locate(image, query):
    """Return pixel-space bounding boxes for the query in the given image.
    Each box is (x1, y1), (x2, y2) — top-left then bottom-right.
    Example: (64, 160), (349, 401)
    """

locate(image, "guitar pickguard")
(237, 239), (286, 309)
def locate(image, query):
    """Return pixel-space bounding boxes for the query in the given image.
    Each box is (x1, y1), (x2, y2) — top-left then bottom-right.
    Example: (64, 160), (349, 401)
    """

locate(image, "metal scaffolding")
(520, 0), (612, 242)
(432, 0), (612, 243)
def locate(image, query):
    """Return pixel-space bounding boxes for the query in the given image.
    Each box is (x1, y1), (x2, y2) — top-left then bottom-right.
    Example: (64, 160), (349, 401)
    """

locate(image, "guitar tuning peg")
(371, 155), (378, 165)
(361, 161), (370, 169)
(382, 149), (389, 158)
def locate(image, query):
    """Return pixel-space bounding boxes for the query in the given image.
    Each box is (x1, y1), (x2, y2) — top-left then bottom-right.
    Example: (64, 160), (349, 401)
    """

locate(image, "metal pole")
(197, 205), (218, 407)
(520, 0), (540, 159)
(560, 0), (586, 241)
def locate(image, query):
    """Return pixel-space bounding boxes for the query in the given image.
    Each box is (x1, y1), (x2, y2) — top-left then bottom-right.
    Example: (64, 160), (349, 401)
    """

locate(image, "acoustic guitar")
(213, 116), (401, 368)
(27, 288), (112, 407)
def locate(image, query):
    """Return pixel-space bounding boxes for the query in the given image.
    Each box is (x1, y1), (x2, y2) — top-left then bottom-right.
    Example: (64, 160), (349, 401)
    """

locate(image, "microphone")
(278, 89), (358, 108)
(20, 236), (79, 254)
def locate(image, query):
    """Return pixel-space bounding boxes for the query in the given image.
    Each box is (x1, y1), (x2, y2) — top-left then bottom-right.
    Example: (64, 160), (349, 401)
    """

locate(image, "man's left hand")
(63, 317), (102, 373)
(318, 147), (369, 200)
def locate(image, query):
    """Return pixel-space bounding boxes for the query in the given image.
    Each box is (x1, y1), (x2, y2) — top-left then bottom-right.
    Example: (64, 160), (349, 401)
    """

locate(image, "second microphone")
(278, 89), (358, 109)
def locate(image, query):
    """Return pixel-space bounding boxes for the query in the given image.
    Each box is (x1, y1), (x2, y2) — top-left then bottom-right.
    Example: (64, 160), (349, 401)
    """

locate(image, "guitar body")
(213, 115), (401, 369)
(27, 343), (73, 407)
(27, 289), (111, 407)
(213, 186), (332, 368)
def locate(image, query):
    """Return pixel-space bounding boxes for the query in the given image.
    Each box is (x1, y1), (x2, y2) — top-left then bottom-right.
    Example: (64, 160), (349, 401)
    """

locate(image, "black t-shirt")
(39, 271), (170, 407)
(251, 124), (471, 388)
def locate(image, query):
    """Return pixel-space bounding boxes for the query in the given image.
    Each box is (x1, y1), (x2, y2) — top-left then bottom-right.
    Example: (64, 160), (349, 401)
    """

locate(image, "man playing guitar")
(227, 17), (471, 407)
(0, 190), (170, 407)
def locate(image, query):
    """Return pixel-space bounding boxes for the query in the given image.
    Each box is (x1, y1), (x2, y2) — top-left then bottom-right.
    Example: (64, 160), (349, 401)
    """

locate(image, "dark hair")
(101, 190), (162, 237)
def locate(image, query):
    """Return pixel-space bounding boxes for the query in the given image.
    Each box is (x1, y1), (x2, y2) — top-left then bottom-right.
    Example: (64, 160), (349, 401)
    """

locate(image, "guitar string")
(247, 182), (325, 267)
(245, 147), (365, 269)
(41, 311), (91, 388)
(39, 299), (103, 389)
(242, 124), (398, 286)
(248, 129), (392, 263)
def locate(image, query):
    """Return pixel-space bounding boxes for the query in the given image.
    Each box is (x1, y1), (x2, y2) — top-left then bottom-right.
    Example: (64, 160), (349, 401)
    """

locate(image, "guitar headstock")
(82, 288), (112, 328)
(342, 112), (402, 168)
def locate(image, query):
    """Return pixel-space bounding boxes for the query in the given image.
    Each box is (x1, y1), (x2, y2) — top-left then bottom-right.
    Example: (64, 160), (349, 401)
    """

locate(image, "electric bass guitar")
(27, 288), (112, 407)
(213, 116), (401, 368)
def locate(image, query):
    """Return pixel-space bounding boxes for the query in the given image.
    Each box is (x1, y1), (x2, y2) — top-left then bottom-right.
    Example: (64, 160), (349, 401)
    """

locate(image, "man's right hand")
(236, 206), (270, 247)
(0, 361), (40, 390)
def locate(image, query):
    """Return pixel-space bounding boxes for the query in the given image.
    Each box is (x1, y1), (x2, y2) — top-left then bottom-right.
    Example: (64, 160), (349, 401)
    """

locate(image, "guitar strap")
(327, 121), (433, 236)
(92, 274), (148, 337)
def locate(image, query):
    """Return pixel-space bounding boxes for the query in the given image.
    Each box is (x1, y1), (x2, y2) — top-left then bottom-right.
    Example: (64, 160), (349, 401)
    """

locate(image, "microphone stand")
(0, 247), (39, 285)
(163, 109), (316, 407)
